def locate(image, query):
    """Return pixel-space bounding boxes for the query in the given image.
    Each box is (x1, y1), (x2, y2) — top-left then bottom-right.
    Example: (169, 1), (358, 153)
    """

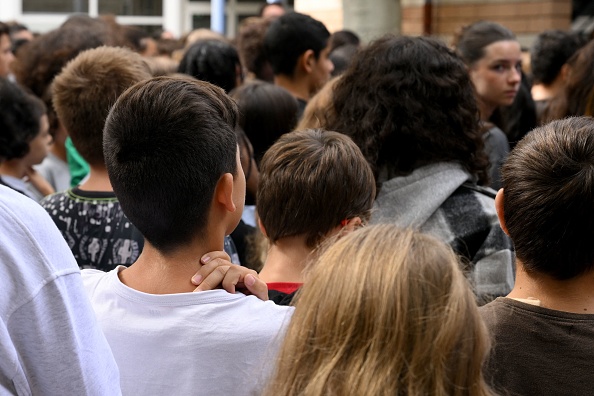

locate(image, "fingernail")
(192, 275), (202, 285)
(201, 255), (211, 263)
(245, 274), (256, 287)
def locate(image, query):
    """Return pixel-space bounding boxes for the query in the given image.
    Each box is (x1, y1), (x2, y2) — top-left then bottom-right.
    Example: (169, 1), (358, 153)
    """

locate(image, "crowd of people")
(1, 3), (593, 395)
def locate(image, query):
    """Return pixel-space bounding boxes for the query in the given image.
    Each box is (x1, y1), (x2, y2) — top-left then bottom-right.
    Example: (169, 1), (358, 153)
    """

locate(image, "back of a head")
(52, 46), (151, 166)
(178, 39), (241, 93)
(531, 30), (585, 86)
(327, 34), (488, 186)
(237, 17), (274, 82)
(0, 78), (45, 161)
(257, 129), (375, 248)
(502, 116), (594, 280)
(103, 76), (238, 253)
(454, 20), (516, 66)
(328, 29), (360, 53)
(264, 12), (330, 77)
(544, 40), (594, 121)
(230, 81), (298, 164)
(13, 22), (114, 97)
(266, 224), (491, 396)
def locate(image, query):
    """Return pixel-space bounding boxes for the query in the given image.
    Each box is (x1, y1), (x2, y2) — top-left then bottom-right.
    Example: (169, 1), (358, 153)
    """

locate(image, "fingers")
(243, 273), (269, 301)
(193, 263), (230, 292)
(191, 250), (268, 301)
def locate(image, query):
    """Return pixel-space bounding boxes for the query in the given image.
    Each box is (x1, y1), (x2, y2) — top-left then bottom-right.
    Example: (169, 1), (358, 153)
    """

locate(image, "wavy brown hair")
(265, 224), (493, 396)
(326, 35), (488, 188)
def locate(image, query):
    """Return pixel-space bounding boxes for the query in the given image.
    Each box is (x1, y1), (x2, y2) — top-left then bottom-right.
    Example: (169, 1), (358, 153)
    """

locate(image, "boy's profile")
(257, 129), (376, 304)
(264, 12), (333, 117)
(82, 76), (292, 395)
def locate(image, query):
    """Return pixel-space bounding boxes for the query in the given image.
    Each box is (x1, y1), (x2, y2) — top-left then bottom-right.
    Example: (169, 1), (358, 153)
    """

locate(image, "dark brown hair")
(327, 35), (488, 188)
(104, 77), (238, 253)
(502, 117), (594, 279)
(257, 129), (376, 248)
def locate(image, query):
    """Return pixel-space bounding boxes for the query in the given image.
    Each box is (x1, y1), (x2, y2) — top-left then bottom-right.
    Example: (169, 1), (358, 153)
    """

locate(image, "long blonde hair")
(265, 225), (493, 396)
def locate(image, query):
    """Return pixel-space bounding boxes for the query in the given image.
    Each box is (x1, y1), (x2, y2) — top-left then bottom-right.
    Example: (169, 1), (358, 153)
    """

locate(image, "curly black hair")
(327, 35), (489, 188)
(0, 78), (45, 160)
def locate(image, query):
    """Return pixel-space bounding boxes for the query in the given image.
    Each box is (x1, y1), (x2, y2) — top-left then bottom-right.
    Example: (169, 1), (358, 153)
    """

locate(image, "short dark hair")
(327, 35), (489, 187)
(178, 39), (242, 93)
(52, 46), (152, 166)
(0, 78), (46, 160)
(328, 30), (360, 53)
(454, 20), (516, 66)
(230, 81), (298, 165)
(264, 12), (330, 77)
(103, 76), (239, 253)
(258, 129), (376, 248)
(531, 30), (584, 85)
(502, 117), (594, 280)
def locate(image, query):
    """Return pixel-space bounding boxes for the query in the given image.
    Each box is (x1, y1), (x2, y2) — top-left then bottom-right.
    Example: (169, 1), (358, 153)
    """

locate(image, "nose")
(509, 67), (521, 85)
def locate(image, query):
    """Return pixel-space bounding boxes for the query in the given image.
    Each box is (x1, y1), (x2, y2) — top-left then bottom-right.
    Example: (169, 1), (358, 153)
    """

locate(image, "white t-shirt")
(82, 267), (293, 396)
(0, 185), (121, 395)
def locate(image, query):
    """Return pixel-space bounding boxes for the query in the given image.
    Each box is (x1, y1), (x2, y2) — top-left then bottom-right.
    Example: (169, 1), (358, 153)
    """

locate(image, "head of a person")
(328, 29), (360, 53)
(454, 21), (522, 110)
(500, 116), (594, 280)
(259, 1), (285, 19)
(103, 76), (242, 253)
(257, 129), (375, 248)
(52, 46), (152, 167)
(545, 40), (594, 120)
(13, 22), (113, 98)
(0, 78), (49, 164)
(264, 12), (333, 89)
(0, 22), (15, 78)
(230, 81), (298, 164)
(266, 224), (491, 395)
(178, 39), (243, 93)
(237, 17), (274, 82)
(328, 44), (358, 77)
(531, 30), (585, 86)
(327, 34), (489, 187)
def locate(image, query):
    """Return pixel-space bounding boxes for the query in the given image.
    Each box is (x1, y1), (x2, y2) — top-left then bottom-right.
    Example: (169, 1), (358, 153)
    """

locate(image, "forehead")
(481, 40), (522, 61)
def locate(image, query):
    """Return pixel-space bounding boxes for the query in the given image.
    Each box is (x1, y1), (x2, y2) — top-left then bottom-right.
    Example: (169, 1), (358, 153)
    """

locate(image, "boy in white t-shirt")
(82, 76), (292, 396)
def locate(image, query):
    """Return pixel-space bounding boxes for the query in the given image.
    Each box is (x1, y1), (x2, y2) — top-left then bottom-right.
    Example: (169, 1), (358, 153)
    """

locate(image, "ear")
(495, 188), (509, 236)
(301, 49), (316, 74)
(337, 216), (362, 238)
(214, 173), (237, 214)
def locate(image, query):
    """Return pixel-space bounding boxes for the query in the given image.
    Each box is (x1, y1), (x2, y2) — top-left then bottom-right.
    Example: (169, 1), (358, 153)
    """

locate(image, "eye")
(492, 64), (505, 72)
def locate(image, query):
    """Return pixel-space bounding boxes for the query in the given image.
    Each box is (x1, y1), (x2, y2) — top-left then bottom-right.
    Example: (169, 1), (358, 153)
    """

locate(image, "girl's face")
(24, 115), (51, 166)
(469, 40), (522, 111)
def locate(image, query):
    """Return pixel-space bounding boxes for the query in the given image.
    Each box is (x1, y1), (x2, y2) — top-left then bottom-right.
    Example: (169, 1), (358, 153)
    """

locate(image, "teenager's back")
(83, 268), (291, 395)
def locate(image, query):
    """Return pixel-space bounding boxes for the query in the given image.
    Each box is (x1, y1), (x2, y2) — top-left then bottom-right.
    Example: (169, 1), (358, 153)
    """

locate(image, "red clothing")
(266, 282), (302, 294)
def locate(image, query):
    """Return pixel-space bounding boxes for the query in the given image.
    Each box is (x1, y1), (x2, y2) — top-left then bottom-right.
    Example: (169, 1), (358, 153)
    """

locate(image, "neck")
(531, 79), (563, 101)
(119, 234), (226, 294)
(78, 164), (113, 191)
(0, 159), (27, 179)
(274, 74), (309, 102)
(259, 236), (312, 284)
(508, 260), (594, 313)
